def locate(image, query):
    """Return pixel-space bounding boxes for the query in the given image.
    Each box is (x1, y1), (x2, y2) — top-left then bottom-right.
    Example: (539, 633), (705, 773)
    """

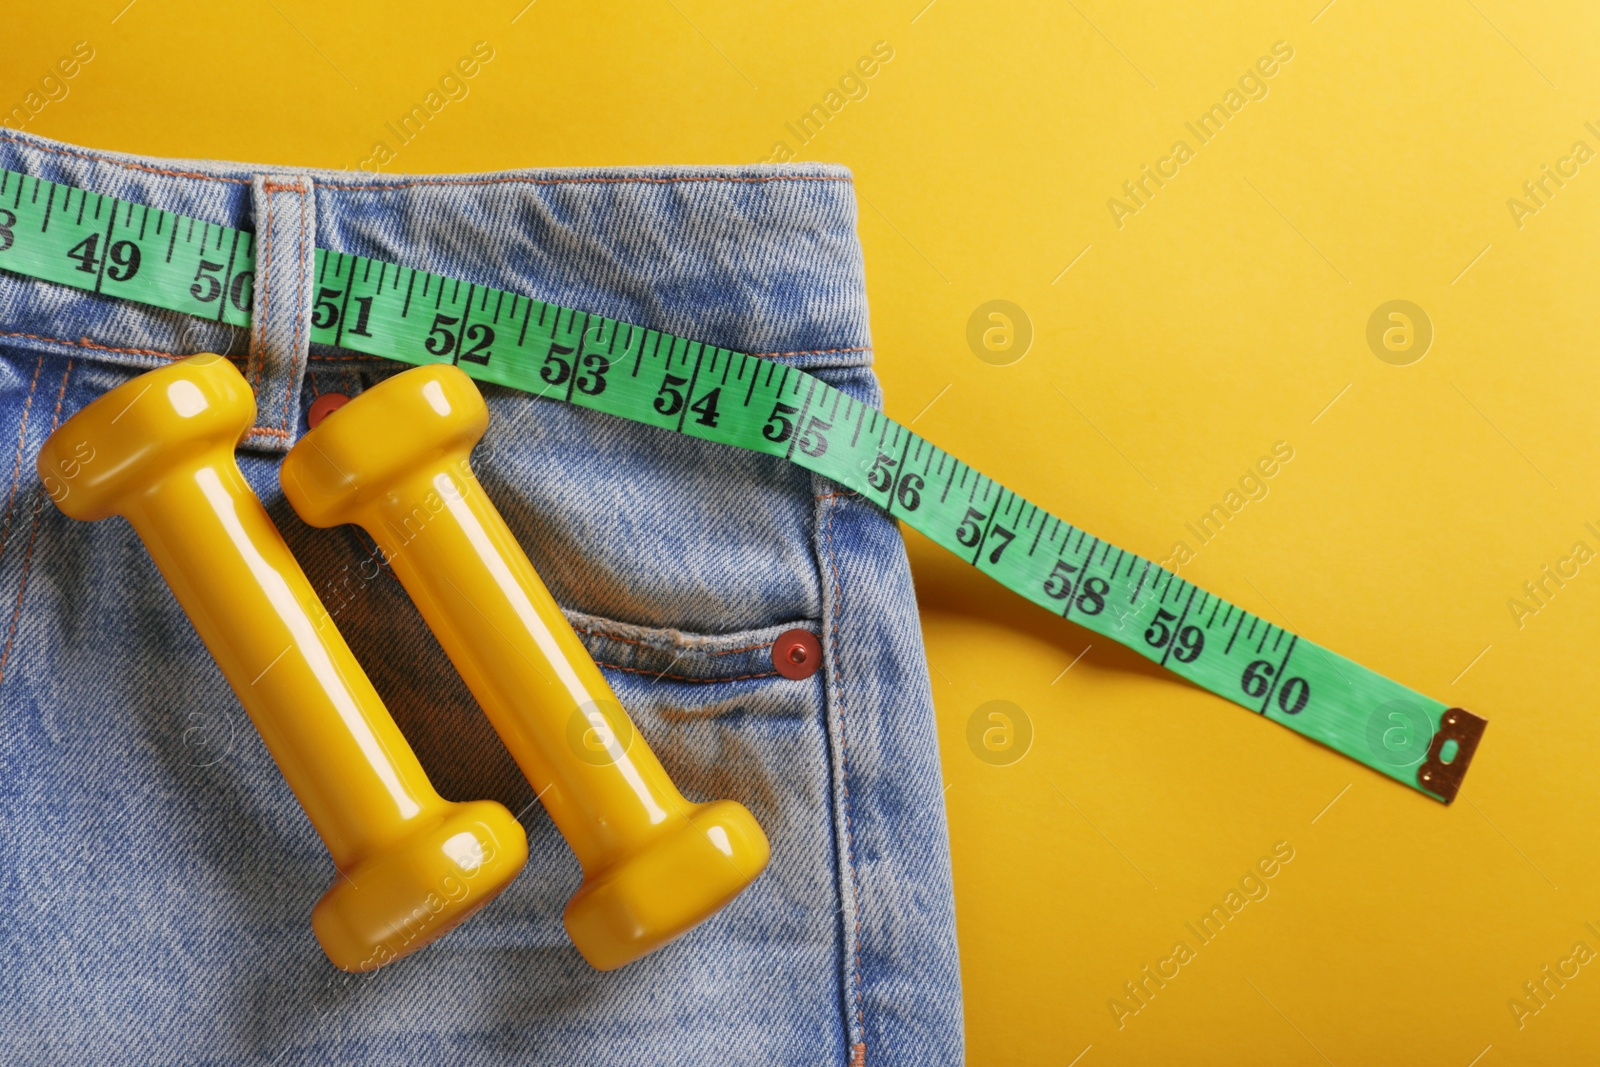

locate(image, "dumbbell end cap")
(38, 353), (254, 522)
(564, 799), (771, 971)
(281, 363), (486, 528)
(312, 799), (529, 972)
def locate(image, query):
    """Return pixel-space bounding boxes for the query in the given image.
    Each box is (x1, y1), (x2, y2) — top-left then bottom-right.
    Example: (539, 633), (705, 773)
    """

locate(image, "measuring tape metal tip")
(1416, 706), (1487, 804)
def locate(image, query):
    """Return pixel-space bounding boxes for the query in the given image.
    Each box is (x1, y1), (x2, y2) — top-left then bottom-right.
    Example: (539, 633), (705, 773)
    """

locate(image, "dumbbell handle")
(364, 466), (678, 868)
(127, 456), (436, 868)
(43, 355), (529, 971)
(282, 363), (767, 968)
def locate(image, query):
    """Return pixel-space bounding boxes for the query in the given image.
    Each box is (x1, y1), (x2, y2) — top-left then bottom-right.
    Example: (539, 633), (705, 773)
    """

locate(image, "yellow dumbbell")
(38, 354), (528, 972)
(281, 364), (771, 970)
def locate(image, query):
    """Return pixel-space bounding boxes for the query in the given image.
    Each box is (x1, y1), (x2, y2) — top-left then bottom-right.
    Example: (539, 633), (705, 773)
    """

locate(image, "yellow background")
(9, 1), (1600, 1063)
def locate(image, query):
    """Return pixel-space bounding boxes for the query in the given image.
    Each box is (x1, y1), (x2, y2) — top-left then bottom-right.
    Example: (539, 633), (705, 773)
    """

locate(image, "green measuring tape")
(0, 167), (1485, 803)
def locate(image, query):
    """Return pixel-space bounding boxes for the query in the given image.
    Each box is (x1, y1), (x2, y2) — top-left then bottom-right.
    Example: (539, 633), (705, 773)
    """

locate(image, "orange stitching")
(3, 329), (350, 368)
(242, 426), (291, 439)
(48, 360), (70, 430)
(592, 659), (780, 684)
(0, 332), (173, 359)
(0, 134), (249, 184)
(0, 331), (256, 365)
(824, 493), (867, 1045)
(261, 178), (308, 194)
(751, 346), (871, 359)
(0, 354), (44, 570)
(317, 174), (852, 192)
(60, 335), (180, 359)
(849, 1044), (866, 1067)
(0, 359), (72, 683)
(569, 621), (789, 658)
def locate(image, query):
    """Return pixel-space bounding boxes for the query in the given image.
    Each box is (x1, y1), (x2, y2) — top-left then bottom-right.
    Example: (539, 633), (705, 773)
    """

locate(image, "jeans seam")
(275, 180), (309, 434)
(0, 132), (250, 185)
(822, 491), (868, 1066)
(568, 622), (781, 658)
(593, 661), (781, 684)
(316, 174), (852, 192)
(0, 353), (43, 574)
(0, 331), (192, 360)
(0, 331), (865, 376)
(751, 346), (870, 359)
(0, 337), (292, 438)
(0, 329), (352, 365)
(0, 358), (71, 686)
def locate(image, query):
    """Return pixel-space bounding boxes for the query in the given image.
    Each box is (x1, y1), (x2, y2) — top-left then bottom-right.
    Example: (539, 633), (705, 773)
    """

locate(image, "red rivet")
(772, 629), (822, 680)
(307, 393), (350, 429)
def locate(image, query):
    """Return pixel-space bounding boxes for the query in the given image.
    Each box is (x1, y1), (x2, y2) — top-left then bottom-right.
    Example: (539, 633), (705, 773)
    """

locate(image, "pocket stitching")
(821, 490), (868, 1061)
(593, 660), (781, 684)
(570, 621), (779, 659)
(0, 352), (44, 574)
(1, 359), (72, 684)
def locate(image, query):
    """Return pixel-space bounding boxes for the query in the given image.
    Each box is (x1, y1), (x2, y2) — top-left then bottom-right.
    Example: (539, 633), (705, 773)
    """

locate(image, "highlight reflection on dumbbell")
(38, 354), (528, 972)
(281, 364), (771, 971)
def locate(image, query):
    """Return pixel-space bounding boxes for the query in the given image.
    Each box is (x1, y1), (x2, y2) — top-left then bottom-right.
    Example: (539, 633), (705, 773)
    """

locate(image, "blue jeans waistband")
(0, 127), (874, 451)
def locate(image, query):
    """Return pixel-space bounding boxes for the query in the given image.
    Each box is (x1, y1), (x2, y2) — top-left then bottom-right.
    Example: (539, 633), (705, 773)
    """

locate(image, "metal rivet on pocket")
(307, 393), (350, 429)
(772, 629), (822, 680)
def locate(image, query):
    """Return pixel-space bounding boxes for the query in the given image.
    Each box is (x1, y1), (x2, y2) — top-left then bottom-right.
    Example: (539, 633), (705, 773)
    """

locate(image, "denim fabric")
(0, 128), (962, 1066)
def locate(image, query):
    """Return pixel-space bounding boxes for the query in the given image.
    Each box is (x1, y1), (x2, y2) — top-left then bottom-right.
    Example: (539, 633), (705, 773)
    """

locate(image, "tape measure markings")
(0, 166), (1486, 802)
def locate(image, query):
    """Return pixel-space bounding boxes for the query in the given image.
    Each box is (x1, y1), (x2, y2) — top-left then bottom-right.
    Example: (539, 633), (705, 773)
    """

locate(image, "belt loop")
(244, 173), (314, 452)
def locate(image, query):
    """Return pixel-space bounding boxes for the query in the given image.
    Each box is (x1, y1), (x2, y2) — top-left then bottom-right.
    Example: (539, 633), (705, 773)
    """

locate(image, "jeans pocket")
(317, 570), (854, 1062)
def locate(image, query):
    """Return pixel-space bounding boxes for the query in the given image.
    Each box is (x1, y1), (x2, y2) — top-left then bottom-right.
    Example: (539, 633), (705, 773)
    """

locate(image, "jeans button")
(772, 629), (822, 680)
(307, 393), (351, 429)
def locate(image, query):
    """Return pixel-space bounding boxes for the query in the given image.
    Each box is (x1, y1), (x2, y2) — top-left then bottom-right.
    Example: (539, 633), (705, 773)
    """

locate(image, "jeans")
(0, 128), (962, 1066)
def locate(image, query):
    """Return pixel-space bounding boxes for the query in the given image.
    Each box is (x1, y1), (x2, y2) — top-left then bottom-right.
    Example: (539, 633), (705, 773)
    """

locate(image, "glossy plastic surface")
(37, 354), (528, 972)
(281, 364), (771, 970)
